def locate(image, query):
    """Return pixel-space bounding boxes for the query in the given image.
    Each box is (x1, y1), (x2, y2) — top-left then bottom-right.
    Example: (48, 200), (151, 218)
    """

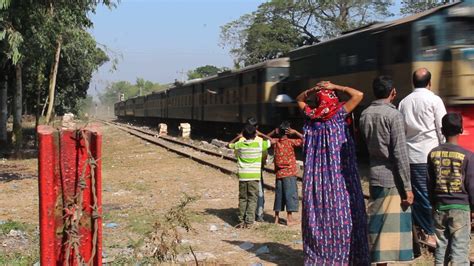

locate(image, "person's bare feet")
(286, 220), (300, 226)
(426, 235), (437, 247)
(274, 217), (279, 224)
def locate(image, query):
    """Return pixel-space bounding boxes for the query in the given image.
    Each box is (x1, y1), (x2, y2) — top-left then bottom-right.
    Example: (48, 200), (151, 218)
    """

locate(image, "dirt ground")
(0, 123), (439, 264)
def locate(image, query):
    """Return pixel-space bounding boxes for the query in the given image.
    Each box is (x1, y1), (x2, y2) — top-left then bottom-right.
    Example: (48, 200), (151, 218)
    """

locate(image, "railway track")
(101, 120), (376, 199)
(101, 120), (281, 191)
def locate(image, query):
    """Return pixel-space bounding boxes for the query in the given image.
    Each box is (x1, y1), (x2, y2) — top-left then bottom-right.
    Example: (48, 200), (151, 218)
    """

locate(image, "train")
(115, 1), (474, 150)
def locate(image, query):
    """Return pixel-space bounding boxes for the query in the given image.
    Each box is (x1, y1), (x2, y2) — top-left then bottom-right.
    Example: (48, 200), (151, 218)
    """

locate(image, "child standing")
(228, 124), (271, 228)
(241, 117), (266, 222)
(427, 113), (474, 265)
(269, 121), (303, 225)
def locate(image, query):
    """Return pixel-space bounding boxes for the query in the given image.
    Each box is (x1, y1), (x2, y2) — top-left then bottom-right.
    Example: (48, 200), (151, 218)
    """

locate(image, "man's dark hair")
(413, 69), (431, 88)
(242, 124), (257, 139)
(372, 76), (393, 99)
(442, 113), (463, 137)
(246, 117), (258, 127)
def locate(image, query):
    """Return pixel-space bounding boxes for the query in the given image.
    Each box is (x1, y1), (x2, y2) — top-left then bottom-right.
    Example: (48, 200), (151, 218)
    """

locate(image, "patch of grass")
(0, 220), (27, 235)
(127, 216), (155, 235)
(254, 223), (297, 243)
(188, 211), (208, 223)
(131, 182), (149, 192)
(0, 252), (39, 265)
(137, 193), (199, 262)
(110, 256), (135, 264)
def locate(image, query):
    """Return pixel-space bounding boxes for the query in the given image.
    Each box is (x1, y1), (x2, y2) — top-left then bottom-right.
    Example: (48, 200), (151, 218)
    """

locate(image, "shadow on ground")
(0, 170), (36, 183)
(224, 240), (303, 265)
(205, 208), (275, 226)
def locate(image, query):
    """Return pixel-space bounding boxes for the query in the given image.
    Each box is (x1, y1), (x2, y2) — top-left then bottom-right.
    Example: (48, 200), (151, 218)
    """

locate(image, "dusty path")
(0, 123), (438, 264)
(100, 124), (303, 264)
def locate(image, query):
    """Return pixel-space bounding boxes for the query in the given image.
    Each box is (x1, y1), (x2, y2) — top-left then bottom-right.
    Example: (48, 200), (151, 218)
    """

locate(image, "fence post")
(38, 125), (102, 265)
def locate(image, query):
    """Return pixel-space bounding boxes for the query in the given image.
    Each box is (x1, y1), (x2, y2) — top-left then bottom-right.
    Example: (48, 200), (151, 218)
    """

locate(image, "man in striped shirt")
(229, 124), (272, 228)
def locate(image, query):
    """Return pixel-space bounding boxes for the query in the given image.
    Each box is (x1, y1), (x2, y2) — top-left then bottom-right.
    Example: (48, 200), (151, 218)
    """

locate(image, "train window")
(420, 25), (436, 48)
(339, 54), (347, 66)
(348, 55), (358, 66)
(392, 35), (408, 63)
(448, 19), (474, 45)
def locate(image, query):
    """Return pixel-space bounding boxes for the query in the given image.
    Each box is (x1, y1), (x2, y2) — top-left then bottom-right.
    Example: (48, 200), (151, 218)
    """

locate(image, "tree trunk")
(45, 37), (62, 124)
(0, 72), (8, 149)
(13, 64), (23, 151)
(35, 67), (44, 148)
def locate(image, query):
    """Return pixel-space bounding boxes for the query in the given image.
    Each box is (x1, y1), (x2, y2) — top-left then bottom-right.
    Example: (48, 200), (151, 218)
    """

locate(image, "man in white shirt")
(399, 68), (446, 247)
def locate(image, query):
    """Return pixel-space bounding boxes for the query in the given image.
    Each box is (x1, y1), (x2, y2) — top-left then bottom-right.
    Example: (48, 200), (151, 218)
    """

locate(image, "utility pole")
(177, 69), (186, 82)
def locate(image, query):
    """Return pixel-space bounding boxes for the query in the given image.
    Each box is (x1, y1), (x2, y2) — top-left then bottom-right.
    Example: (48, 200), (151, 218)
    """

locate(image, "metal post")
(38, 125), (102, 265)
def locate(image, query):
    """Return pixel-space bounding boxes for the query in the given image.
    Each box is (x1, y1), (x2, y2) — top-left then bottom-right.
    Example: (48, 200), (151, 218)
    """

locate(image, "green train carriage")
(160, 58), (289, 131)
(288, 0), (474, 151)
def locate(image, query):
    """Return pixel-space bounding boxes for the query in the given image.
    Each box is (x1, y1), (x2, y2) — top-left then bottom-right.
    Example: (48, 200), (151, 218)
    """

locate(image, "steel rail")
(101, 120), (370, 200)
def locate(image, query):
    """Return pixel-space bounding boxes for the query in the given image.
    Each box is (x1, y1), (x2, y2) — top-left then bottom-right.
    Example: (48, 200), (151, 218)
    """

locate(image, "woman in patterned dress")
(296, 81), (369, 265)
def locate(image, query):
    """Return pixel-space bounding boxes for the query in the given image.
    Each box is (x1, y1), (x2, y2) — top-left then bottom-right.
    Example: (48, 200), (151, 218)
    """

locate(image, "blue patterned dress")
(302, 107), (369, 265)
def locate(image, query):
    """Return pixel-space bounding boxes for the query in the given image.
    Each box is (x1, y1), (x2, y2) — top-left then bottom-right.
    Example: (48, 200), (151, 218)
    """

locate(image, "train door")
(375, 27), (413, 100)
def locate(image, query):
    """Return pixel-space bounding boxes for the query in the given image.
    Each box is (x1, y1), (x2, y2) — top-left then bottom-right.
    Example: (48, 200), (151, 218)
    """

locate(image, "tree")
(1, 0), (26, 150)
(400, 0), (447, 15)
(98, 79), (166, 108)
(0, 0), (114, 152)
(243, 8), (303, 65)
(187, 65), (223, 80)
(43, 1), (116, 123)
(0, 66), (7, 148)
(220, 0), (392, 66)
(99, 81), (134, 108)
(52, 29), (109, 115)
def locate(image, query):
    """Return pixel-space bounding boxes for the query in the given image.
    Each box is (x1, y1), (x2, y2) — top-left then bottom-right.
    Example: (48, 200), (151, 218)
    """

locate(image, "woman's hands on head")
(317, 81), (334, 90)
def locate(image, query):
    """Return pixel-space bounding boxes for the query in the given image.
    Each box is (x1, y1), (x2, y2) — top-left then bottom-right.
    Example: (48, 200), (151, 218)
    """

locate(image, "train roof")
(290, 1), (462, 54)
(163, 57), (290, 92)
(183, 57), (289, 85)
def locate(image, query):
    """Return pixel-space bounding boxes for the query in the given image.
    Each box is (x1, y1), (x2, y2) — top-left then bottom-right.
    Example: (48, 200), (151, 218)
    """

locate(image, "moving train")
(115, 1), (474, 150)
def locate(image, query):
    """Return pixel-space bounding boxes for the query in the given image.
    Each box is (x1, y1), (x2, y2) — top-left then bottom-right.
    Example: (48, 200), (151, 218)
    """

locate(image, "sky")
(88, 0), (402, 96)
(88, 0), (267, 95)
